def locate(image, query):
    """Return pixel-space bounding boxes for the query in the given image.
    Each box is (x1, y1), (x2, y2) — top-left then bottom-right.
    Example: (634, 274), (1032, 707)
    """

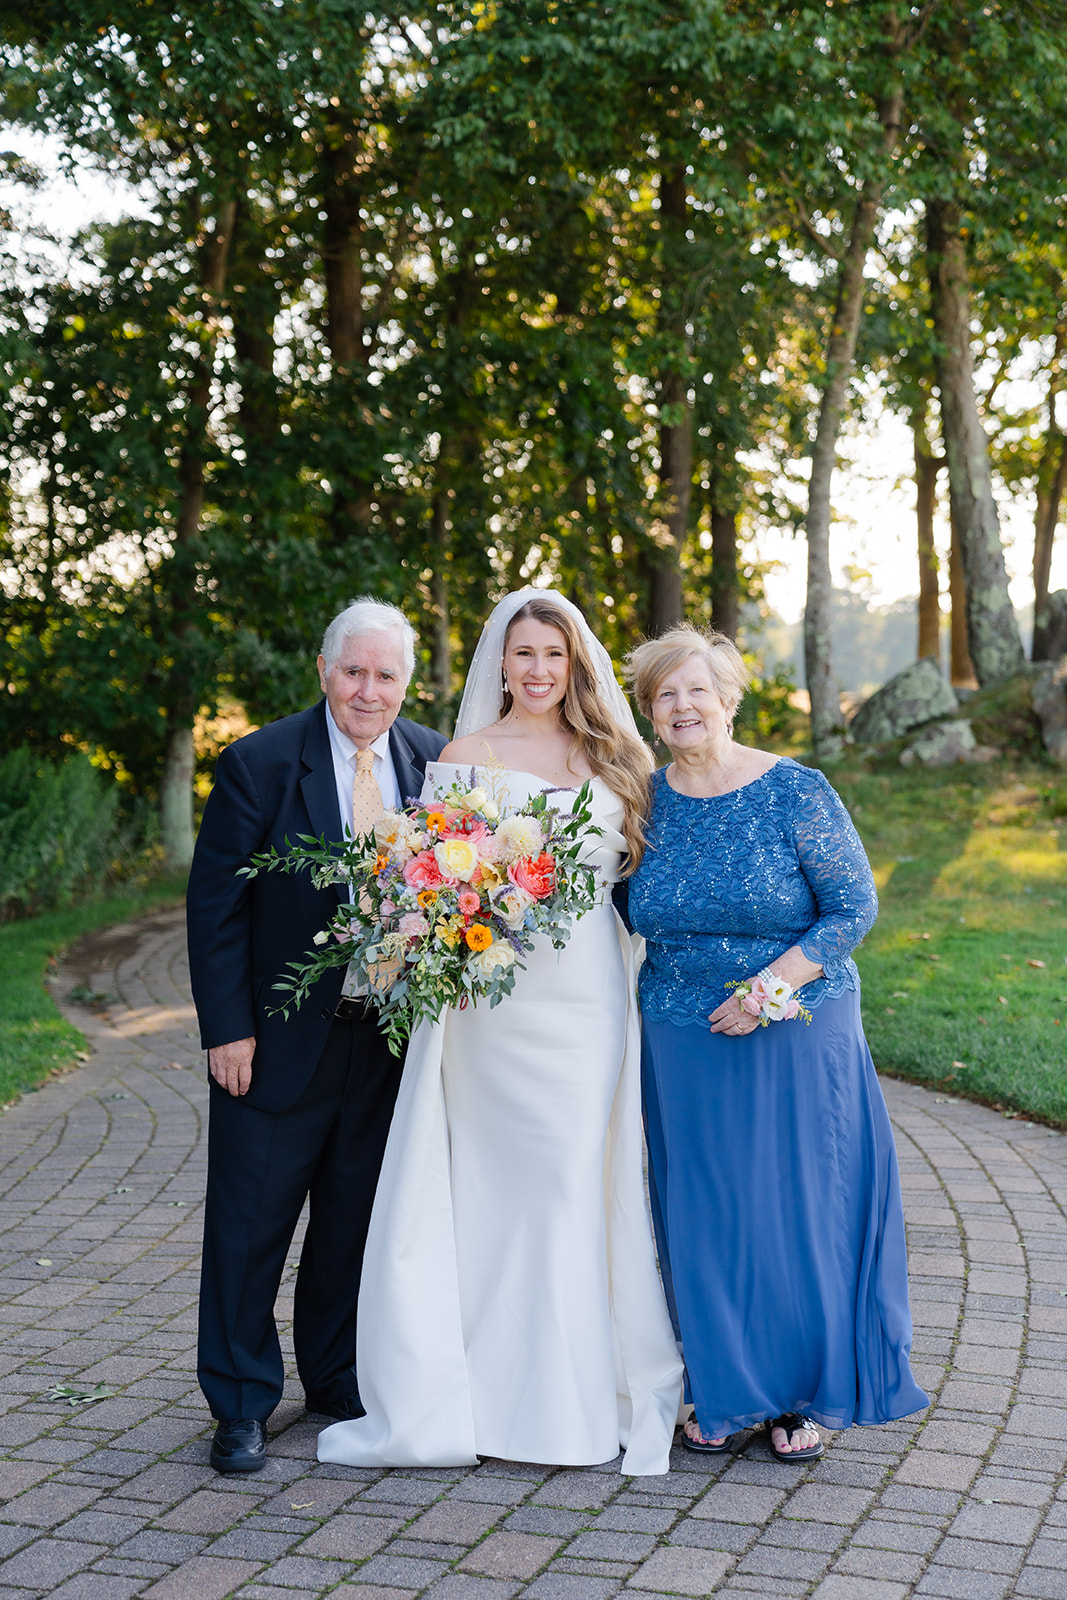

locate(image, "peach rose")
(508, 852), (556, 899)
(402, 851), (448, 890)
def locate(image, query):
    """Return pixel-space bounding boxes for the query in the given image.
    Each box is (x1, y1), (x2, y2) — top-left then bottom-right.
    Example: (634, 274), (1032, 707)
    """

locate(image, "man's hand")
(208, 1037), (256, 1097)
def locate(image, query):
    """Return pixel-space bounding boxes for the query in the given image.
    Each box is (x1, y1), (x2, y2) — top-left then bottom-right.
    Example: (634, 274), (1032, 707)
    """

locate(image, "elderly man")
(187, 598), (446, 1473)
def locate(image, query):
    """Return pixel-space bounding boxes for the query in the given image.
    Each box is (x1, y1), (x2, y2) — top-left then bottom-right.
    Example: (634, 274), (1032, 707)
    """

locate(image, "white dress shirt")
(324, 704), (401, 835)
(324, 705), (401, 997)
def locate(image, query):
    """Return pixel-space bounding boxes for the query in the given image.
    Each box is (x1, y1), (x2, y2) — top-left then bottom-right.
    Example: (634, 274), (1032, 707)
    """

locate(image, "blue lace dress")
(630, 758), (928, 1438)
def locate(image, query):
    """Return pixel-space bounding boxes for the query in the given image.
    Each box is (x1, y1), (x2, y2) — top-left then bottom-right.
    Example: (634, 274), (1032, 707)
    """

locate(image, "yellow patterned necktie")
(347, 747), (398, 995)
(350, 747), (385, 842)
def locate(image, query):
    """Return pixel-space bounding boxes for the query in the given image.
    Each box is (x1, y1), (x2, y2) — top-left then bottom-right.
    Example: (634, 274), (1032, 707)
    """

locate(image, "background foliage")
(1, 0), (1066, 852)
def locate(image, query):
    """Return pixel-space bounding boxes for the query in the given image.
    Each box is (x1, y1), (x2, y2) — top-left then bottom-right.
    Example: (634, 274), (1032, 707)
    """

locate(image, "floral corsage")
(727, 968), (812, 1026)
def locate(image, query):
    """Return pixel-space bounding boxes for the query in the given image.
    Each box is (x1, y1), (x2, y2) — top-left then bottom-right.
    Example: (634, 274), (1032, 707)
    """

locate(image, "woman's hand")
(708, 946), (824, 1037)
(708, 994), (761, 1035)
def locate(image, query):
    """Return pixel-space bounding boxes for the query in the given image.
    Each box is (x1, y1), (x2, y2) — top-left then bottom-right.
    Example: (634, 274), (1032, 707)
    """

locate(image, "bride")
(317, 589), (683, 1475)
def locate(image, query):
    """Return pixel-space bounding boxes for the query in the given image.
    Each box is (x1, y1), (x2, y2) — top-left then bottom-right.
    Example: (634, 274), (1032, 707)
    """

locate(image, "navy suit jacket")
(186, 701), (447, 1111)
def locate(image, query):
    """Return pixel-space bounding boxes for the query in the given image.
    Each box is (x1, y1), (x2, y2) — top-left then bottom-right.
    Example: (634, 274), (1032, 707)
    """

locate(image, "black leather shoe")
(304, 1391), (366, 1422)
(210, 1417), (267, 1473)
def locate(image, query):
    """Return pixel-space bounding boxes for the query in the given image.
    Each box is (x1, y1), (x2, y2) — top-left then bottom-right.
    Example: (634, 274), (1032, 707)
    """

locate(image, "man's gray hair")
(320, 597), (416, 681)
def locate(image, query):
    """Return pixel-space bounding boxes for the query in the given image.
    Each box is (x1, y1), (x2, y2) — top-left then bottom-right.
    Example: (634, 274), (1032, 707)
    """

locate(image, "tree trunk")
(160, 723), (196, 868)
(322, 124), (365, 366)
(804, 83), (903, 759)
(1032, 324), (1067, 660)
(232, 198), (279, 447)
(912, 399), (941, 662)
(647, 165), (692, 636)
(429, 490), (452, 732)
(321, 120), (372, 545)
(925, 198), (1024, 683)
(948, 507), (977, 688)
(709, 507), (740, 641)
(164, 196), (237, 870)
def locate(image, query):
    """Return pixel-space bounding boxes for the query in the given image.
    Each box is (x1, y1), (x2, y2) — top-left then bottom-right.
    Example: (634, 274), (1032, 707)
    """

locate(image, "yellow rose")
(434, 837), (479, 882)
(477, 860), (505, 890)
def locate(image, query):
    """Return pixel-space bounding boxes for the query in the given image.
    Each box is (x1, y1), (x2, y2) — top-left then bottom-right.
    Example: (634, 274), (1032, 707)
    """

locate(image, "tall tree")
(924, 197), (1024, 685)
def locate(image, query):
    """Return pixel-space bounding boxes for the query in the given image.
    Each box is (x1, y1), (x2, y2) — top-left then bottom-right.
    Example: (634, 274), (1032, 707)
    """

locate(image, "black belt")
(332, 996), (376, 1022)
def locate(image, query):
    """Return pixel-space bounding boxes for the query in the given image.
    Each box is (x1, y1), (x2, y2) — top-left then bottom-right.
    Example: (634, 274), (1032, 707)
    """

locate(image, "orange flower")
(464, 924), (493, 952)
(425, 810), (446, 833)
(417, 888), (438, 909)
(375, 852), (390, 874)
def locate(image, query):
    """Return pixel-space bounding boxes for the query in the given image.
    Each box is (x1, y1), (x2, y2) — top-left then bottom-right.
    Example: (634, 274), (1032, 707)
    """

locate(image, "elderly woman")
(625, 625), (927, 1462)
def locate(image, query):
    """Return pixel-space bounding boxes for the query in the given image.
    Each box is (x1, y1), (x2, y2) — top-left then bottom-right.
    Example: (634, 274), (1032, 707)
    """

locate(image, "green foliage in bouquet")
(240, 768), (603, 1055)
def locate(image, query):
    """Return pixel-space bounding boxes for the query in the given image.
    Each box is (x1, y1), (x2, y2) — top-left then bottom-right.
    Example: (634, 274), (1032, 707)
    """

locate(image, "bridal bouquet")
(241, 768), (602, 1054)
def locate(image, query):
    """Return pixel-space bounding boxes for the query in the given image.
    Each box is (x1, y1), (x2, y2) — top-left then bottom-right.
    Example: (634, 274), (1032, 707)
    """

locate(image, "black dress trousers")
(197, 1010), (403, 1422)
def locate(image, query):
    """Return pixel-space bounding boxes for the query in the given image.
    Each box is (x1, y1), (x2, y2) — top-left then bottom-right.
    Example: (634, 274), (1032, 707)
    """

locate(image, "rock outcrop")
(850, 657), (958, 744)
(899, 719), (998, 768)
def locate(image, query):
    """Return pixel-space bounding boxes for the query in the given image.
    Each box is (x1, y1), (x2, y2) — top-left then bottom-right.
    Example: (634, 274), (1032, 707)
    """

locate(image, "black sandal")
(680, 1417), (732, 1455)
(766, 1413), (824, 1462)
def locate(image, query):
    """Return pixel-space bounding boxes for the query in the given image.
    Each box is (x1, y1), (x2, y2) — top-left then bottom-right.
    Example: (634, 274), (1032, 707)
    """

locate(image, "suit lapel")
(300, 704), (345, 903)
(389, 721), (426, 808)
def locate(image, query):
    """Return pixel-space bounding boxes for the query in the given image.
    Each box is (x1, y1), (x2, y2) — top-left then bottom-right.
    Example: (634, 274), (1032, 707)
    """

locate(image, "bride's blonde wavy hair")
(501, 598), (652, 872)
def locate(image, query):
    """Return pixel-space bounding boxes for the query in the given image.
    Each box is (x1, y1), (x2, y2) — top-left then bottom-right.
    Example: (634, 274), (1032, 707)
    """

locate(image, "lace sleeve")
(792, 770), (878, 981)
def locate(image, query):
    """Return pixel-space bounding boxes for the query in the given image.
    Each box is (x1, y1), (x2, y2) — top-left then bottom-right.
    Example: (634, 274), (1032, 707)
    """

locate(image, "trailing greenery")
(835, 759), (1067, 1127)
(0, 875), (187, 1105)
(0, 747), (139, 920)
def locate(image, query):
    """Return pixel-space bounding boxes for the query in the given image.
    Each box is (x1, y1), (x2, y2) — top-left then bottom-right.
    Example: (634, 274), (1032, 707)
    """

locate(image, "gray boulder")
(1035, 590), (1067, 662)
(850, 657), (958, 744)
(1032, 657), (1067, 764)
(899, 719), (998, 768)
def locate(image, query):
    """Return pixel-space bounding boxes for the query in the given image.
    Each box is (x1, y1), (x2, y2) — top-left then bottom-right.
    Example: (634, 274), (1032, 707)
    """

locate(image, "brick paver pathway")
(0, 907), (1064, 1599)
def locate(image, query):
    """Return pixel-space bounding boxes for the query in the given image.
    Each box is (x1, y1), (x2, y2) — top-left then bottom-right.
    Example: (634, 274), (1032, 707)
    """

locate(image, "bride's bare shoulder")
(439, 728), (500, 764)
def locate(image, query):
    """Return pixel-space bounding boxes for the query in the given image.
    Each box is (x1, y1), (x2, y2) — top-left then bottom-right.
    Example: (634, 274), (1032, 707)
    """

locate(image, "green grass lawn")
(834, 759), (1067, 1125)
(0, 875), (187, 1105)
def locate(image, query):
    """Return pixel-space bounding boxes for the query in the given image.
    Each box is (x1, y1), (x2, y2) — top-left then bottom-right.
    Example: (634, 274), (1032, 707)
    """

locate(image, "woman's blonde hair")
(625, 624), (750, 724)
(503, 597), (653, 871)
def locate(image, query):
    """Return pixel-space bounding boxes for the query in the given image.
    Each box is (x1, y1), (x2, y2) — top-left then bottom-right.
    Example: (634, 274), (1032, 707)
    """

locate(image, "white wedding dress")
(317, 763), (683, 1475)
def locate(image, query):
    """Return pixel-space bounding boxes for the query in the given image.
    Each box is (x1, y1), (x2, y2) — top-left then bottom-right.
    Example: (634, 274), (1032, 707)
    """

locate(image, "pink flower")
(441, 812), (490, 845)
(783, 997), (800, 1020)
(380, 898), (396, 916)
(739, 991), (763, 1017)
(457, 889), (482, 917)
(397, 911), (429, 941)
(475, 832), (502, 863)
(507, 852), (556, 899)
(402, 850), (449, 890)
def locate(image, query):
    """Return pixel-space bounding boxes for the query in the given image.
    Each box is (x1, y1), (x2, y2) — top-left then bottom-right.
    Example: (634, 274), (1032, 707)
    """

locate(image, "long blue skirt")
(642, 989), (928, 1437)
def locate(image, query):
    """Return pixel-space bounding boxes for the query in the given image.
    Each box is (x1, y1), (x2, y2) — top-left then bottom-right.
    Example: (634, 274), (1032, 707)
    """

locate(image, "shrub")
(0, 748), (126, 919)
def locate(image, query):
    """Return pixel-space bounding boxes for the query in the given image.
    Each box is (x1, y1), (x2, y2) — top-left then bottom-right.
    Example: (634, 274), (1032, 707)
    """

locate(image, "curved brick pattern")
(0, 906), (1063, 1597)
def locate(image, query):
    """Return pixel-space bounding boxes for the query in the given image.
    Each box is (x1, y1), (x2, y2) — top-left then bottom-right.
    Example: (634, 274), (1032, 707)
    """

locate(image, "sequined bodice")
(629, 758), (877, 1025)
